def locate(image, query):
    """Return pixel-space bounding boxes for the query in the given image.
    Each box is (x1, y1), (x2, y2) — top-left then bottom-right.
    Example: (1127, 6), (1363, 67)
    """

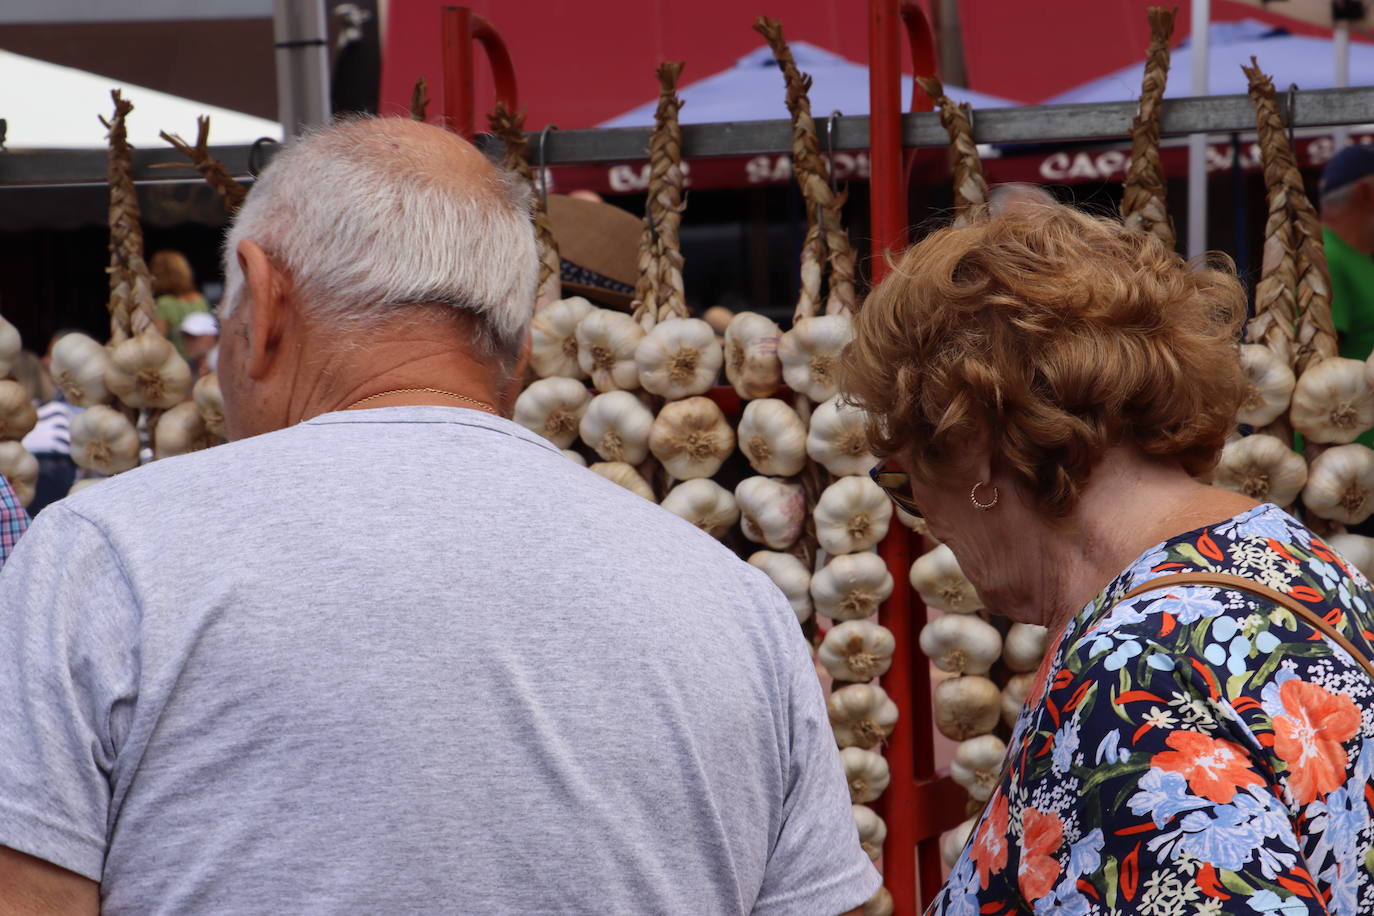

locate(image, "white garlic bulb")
(852, 804), (886, 861)
(589, 461), (655, 502)
(634, 318), (723, 399)
(909, 544), (983, 614)
(154, 401), (217, 459)
(1002, 622), (1050, 673)
(579, 390), (654, 464)
(514, 377), (592, 448)
(1237, 344), (1296, 428)
(50, 332), (112, 407)
(723, 311), (783, 399)
(1328, 533), (1374, 580)
(649, 396), (735, 480)
(104, 334), (192, 409)
(919, 614), (1002, 676)
(660, 478), (739, 538)
(69, 405), (140, 476)
(576, 309), (645, 391)
(811, 551), (893, 621)
(0, 380), (37, 442)
(747, 550), (813, 623)
(560, 449), (587, 467)
(737, 398), (807, 476)
(934, 675), (1001, 740)
(1291, 357), (1374, 444)
(940, 817), (978, 870)
(814, 475), (892, 555)
(1212, 434), (1307, 506)
(806, 396), (877, 477)
(778, 314), (854, 403)
(736, 476), (806, 549)
(530, 296), (594, 379)
(1002, 672), (1036, 727)
(0, 315), (19, 379)
(840, 747), (891, 804)
(193, 373), (226, 439)
(1302, 443), (1374, 525)
(950, 734), (1007, 803)
(819, 619), (897, 681)
(894, 505), (937, 542)
(864, 887), (895, 916)
(828, 683), (900, 749)
(0, 441), (38, 507)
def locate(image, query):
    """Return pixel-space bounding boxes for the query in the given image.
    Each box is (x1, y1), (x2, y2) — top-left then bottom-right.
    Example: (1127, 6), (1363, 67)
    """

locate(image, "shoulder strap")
(1120, 571), (1374, 681)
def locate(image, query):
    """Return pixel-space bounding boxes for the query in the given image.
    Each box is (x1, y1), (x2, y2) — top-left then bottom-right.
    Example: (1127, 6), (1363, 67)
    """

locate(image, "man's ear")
(236, 240), (287, 381)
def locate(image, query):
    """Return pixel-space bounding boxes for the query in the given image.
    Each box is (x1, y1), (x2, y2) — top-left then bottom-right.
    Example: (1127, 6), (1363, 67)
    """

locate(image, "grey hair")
(220, 117), (538, 360)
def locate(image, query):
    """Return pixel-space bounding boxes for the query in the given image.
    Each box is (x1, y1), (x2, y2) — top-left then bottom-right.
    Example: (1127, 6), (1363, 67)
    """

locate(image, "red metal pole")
(441, 7), (476, 138)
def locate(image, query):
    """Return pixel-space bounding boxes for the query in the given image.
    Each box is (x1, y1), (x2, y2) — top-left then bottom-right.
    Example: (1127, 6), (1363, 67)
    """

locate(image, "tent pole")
(1334, 20), (1351, 150)
(273, 0), (332, 137)
(1187, 0), (1210, 258)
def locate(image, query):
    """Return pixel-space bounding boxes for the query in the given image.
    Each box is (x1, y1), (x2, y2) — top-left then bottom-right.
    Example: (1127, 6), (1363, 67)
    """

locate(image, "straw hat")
(545, 194), (639, 310)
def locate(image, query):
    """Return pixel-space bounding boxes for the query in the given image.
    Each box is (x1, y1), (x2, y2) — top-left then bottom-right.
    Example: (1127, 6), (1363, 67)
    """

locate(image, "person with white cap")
(177, 310), (219, 378)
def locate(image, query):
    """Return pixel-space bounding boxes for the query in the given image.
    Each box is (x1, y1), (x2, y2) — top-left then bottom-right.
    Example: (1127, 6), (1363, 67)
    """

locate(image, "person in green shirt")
(1321, 145), (1374, 362)
(150, 249), (210, 360)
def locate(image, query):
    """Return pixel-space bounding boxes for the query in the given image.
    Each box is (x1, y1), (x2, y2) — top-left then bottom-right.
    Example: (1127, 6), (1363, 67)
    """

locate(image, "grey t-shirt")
(0, 406), (880, 914)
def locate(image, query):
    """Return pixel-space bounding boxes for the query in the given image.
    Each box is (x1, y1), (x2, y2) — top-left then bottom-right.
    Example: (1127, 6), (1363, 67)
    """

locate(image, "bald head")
(221, 115), (537, 356)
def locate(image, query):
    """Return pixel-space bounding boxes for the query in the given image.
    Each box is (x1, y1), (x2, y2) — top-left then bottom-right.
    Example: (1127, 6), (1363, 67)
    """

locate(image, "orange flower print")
(971, 791), (1009, 888)
(1272, 678), (1362, 804)
(1149, 730), (1263, 803)
(1017, 807), (1064, 902)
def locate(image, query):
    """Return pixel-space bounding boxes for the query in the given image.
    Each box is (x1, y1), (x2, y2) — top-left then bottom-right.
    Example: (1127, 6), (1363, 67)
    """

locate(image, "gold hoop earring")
(970, 481), (999, 510)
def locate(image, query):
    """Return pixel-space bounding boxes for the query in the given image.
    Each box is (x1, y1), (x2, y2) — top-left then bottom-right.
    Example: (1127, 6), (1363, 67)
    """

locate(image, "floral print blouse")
(932, 504), (1374, 916)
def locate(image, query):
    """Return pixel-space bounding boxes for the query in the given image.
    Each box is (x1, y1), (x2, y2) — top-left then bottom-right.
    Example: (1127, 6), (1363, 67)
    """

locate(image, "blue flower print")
(1052, 714), (1081, 774)
(1095, 728), (1130, 765)
(1322, 860), (1363, 916)
(1127, 768), (1209, 829)
(1259, 666), (1300, 719)
(939, 852), (980, 916)
(1247, 889), (1311, 915)
(1204, 617), (1253, 676)
(1125, 548), (1171, 585)
(1143, 587), (1226, 624)
(1217, 505), (1313, 547)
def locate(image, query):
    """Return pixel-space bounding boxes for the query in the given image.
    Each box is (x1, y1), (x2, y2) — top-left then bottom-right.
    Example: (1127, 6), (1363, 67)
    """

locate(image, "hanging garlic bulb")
(723, 311), (783, 399)
(154, 401), (217, 459)
(0, 441), (38, 506)
(940, 818), (978, 870)
(747, 550), (813, 622)
(576, 309), (645, 391)
(840, 747), (891, 804)
(864, 887), (895, 916)
(1291, 357), (1374, 444)
(811, 551), (894, 621)
(1237, 344), (1296, 428)
(0, 381), (37, 441)
(1328, 533), (1374, 580)
(69, 405), (140, 476)
(1212, 434), (1307, 506)
(1003, 623), (1050, 673)
(193, 373), (226, 439)
(814, 475), (892, 555)
(909, 544), (984, 614)
(819, 620), (897, 681)
(1302, 443), (1374, 525)
(579, 390), (654, 464)
(778, 314), (854, 403)
(561, 449), (587, 467)
(950, 734), (1007, 803)
(104, 334), (192, 409)
(530, 296), (594, 379)
(649, 397), (735, 480)
(634, 318), (724, 399)
(0, 315), (20, 379)
(806, 396), (877, 477)
(919, 614), (1002, 676)
(737, 398), (807, 476)
(894, 505), (937, 543)
(514, 377), (592, 448)
(828, 683), (900, 749)
(660, 479), (739, 538)
(852, 805), (886, 861)
(589, 461), (656, 502)
(1002, 672), (1036, 727)
(934, 675), (1001, 740)
(736, 476), (807, 549)
(50, 332), (112, 407)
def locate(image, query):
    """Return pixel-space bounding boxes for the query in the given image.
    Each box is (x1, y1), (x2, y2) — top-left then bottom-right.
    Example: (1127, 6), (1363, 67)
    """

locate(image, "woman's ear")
(236, 240), (287, 381)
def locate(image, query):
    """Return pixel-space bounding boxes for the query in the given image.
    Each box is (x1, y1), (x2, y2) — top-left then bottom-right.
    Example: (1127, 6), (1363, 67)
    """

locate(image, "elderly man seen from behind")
(0, 118), (878, 915)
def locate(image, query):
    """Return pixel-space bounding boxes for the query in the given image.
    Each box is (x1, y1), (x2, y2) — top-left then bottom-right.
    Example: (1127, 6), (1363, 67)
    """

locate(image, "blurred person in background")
(151, 249), (210, 360)
(12, 350), (76, 514)
(1322, 145), (1374, 363)
(178, 311), (219, 379)
(0, 473), (25, 570)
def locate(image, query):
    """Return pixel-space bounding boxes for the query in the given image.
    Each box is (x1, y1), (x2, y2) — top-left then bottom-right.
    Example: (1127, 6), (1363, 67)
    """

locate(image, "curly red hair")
(841, 202), (1247, 518)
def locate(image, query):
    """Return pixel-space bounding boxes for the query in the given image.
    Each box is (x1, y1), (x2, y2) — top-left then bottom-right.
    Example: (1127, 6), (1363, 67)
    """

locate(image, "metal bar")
(1187, 0), (1211, 259)
(441, 6), (476, 139)
(273, 0), (331, 137)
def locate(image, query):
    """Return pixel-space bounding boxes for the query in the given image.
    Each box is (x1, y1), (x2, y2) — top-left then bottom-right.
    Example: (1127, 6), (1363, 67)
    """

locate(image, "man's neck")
(1324, 211), (1374, 257)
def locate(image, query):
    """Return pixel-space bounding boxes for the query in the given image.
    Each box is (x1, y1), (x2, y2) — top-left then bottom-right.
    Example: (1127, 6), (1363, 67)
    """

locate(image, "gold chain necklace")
(344, 387), (498, 414)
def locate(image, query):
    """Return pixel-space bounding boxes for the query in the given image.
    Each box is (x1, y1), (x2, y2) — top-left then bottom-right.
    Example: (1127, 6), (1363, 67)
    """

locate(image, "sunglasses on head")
(868, 465), (923, 519)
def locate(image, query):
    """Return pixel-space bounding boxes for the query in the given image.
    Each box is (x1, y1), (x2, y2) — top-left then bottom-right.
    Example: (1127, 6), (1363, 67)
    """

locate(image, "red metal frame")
(440, 6), (519, 139)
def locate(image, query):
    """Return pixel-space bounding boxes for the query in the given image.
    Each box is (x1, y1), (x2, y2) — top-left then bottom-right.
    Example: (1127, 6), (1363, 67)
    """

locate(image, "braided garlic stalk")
(410, 77), (430, 122)
(649, 62), (689, 322)
(1121, 7), (1176, 249)
(102, 91), (158, 343)
(488, 103), (562, 308)
(160, 116), (249, 216)
(916, 76), (988, 218)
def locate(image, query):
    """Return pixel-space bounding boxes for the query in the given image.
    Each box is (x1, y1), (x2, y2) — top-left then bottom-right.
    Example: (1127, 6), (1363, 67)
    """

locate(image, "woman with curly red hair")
(842, 201), (1374, 915)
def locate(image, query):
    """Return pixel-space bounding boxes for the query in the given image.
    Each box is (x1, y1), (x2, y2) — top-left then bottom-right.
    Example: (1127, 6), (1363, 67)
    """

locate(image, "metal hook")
(1285, 84), (1299, 148)
(825, 109), (842, 192)
(537, 124), (559, 209)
